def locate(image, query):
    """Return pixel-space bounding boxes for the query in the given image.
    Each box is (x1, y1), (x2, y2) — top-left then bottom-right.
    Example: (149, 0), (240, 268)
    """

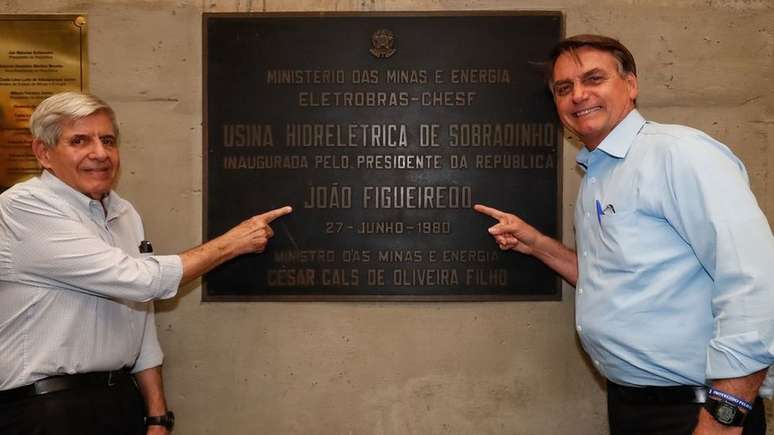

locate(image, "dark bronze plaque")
(203, 12), (563, 301)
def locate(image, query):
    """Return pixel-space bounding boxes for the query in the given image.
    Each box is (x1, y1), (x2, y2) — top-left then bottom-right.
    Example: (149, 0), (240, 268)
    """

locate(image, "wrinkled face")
(551, 47), (638, 150)
(33, 111), (119, 200)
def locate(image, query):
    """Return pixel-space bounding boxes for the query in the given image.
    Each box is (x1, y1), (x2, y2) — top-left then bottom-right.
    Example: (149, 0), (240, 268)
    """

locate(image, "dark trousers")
(608, 381), (767, 435)
(0, 373), (145, 435)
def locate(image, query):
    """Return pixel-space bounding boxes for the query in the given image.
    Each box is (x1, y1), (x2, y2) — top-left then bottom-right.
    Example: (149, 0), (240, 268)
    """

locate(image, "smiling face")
(32, 111), (119, 200)
(551, 46), (638, 150)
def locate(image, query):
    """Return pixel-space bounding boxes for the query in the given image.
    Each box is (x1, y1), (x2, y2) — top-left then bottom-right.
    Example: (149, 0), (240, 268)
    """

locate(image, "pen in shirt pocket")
(595, 200), (616, 225)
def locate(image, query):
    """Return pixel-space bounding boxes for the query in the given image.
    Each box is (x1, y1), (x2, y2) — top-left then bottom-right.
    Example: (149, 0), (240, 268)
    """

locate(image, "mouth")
(82, 166), (113, 176)
(573, 106), (602, 118)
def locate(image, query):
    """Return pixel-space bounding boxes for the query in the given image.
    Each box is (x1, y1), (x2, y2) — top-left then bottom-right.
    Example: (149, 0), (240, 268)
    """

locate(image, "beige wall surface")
(3, 1), (773, 434)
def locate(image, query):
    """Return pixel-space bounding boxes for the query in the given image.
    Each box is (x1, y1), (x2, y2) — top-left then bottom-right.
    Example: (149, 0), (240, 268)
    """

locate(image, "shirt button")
(594, 360), (601, 367)
(585, 212), (590, 218)
(583, 251), (588, 257)
(590, 177), (597, 184)
(577, 287), (583, 295)
(576, 325), (582, 333)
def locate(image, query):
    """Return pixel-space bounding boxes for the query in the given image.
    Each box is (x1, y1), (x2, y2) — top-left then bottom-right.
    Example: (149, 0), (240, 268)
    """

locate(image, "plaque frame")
(202, 11), (566, 302)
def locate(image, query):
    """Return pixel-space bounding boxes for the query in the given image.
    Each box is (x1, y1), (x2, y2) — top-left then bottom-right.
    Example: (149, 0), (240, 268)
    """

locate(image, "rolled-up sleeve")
(147, 254), (183, 300)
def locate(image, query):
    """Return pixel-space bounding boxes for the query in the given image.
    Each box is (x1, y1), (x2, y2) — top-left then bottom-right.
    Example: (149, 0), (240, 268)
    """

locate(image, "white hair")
(30, 91), (119, 147)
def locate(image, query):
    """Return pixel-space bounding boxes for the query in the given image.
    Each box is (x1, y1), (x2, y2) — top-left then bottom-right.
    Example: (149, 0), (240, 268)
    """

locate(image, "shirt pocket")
(595, 207), (641, 273)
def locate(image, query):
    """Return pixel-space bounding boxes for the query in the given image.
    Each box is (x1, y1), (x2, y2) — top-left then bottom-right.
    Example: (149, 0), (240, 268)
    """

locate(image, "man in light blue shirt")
(476, 35), (774, 434)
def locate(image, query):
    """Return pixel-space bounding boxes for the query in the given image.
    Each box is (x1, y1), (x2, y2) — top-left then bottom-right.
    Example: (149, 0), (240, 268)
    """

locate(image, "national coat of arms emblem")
(369, 29), (396, 58)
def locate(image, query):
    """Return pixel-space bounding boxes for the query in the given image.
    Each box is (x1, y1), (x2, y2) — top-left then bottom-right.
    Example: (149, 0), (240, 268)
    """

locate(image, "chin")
(576, 124), (603, 137)
(85, 185), (113, 198)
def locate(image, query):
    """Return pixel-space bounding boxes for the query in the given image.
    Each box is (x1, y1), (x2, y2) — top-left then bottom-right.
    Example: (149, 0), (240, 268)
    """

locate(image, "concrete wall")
(4, 1), (772, 434)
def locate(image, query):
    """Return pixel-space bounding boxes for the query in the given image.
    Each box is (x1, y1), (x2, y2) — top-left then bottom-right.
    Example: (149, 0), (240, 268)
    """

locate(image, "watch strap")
(707, 387), (754, 411)
(145, 410), (175, 430)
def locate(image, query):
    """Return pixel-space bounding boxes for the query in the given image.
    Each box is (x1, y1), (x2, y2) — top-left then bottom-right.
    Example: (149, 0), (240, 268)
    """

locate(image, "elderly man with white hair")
(0, 91), (291, 435)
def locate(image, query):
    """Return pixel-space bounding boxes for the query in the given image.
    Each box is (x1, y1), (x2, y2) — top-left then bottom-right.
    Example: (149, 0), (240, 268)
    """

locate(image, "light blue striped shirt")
(574, 110), (774, 388)
(0, 171), (182, 390)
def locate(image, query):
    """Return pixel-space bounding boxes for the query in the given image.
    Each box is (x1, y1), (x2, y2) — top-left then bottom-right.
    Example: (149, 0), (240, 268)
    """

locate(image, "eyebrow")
(552, 67), (609, 89)
(581, 68), (608, 80)
(66, 133), (117, 141)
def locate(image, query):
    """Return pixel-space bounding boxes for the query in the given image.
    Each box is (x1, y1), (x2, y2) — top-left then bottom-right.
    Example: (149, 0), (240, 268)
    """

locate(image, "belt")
(608, 381), (708, 404)
(0, 370), (132, 403)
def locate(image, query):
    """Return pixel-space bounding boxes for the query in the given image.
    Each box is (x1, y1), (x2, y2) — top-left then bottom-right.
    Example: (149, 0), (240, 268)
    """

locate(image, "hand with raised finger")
(473, 204), (540, 255)
(225, 206), (293, 256)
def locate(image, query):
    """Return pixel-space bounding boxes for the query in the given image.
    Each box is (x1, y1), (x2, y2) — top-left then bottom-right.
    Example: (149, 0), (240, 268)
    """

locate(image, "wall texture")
(3, 1), (772, 434)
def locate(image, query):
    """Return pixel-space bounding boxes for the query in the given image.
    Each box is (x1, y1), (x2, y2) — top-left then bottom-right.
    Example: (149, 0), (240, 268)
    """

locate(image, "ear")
(31, 139), (53, 169)
(625, 72), (639, 101)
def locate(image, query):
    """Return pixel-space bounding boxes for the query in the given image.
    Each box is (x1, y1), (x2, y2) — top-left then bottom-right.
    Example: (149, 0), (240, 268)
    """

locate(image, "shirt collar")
(40, 170), (127, 221)
(575, 109), (646, 169)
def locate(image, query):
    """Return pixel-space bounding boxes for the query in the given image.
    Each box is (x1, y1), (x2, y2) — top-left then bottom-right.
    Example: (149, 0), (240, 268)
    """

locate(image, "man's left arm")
(134, 366), (170, 435)
(663, 137), (774, 433)
(132, 301), (171, 434)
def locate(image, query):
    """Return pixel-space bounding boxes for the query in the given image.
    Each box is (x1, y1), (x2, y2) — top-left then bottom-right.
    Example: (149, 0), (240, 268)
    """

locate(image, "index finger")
(258, 205), (293, 223)
(473, 204), (507, 220)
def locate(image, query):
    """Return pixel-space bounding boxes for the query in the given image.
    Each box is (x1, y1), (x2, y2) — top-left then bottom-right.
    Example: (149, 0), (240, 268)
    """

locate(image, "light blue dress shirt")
(574, 110), (774, 388)
(0, 171), (183, 390)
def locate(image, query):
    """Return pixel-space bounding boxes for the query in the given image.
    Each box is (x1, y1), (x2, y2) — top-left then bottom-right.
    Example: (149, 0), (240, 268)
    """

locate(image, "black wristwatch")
(704, 397), (746, 427)
(145, 411), (175, 431)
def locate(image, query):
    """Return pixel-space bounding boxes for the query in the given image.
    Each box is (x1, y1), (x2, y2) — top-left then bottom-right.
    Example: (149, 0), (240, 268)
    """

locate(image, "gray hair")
(29, 91), (119, 147)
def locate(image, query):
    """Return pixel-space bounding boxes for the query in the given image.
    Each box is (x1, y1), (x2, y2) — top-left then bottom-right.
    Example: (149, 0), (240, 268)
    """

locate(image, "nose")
(89, 138), (109, 160)
(571, 83), (587, 103)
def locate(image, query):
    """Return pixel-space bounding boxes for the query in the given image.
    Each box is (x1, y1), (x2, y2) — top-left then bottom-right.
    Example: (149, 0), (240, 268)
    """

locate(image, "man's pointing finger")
(474, 204), (506, 220)
(259, 206), (293, 223)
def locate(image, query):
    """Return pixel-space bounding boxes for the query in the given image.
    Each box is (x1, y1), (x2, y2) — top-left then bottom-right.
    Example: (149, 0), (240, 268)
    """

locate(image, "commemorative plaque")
(0, 15), (88, 190)
(204, 12), (563, 301)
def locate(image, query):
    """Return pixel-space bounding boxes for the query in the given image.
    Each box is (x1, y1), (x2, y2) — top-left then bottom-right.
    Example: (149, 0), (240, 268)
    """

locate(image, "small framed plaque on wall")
(0, 15), (88, 190)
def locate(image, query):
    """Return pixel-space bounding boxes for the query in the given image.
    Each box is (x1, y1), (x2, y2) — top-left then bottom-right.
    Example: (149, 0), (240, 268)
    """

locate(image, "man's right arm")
(474, 204), (578, 286)
(3, 190), (291, 301)
(179, 206), (292, 286)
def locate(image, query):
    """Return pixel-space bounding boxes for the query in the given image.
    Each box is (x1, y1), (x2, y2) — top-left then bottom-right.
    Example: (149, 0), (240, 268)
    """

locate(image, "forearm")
(694, 369), (767, 434)
(178, 206), (292, 286)
(179, 235), (236, 286)
(531, 233), (578, 286)
(709, 370), (767, 405)
(134, 366), (168, 416)
(474, 204), (578, 285)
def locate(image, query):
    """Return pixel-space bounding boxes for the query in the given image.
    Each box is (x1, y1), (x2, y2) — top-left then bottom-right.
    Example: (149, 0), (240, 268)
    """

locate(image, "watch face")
(165, 411), (175, 430)
(717, 403), (736, 425)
